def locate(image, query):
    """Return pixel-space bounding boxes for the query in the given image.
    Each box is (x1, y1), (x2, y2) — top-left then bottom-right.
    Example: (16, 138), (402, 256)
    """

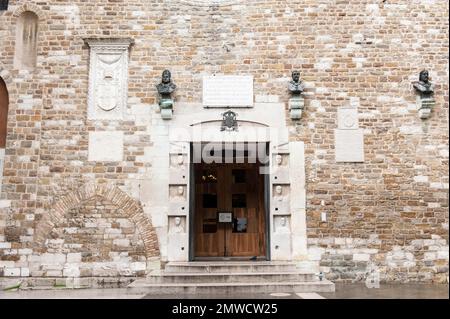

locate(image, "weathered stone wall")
(39, 196), (147, 277)
(0, 0), (448, 282)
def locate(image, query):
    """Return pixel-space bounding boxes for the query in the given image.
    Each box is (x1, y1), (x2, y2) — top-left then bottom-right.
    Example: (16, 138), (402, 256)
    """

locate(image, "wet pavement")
(0, 283), (448, 299)
(322, 283), (449, 299)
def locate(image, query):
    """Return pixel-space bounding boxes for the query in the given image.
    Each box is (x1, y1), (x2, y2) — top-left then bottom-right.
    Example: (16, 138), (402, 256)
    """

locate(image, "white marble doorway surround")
(144, 102), (307, 263)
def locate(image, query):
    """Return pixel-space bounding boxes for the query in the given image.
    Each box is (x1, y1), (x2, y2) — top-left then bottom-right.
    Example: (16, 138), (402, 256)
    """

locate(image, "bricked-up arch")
(0, 77), (8, 148)
(12, 3), (46, 20)
(34, 182), (160, 258)
(14, 11), (39, 70)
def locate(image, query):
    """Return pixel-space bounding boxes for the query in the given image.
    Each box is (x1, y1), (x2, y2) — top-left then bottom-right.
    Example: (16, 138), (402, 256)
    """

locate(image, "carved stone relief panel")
(169, 185), (187, 201)
(274, 215), (291, 233)
(272, 153), (288, 168)
(168, 216), (188, 261)
(169, 185), (188, 216)
(170, 153), (188, 170)
(169, 216), (186, 234)
(169, 144), (189, 185)
(337, 107), (359, 130)
(85, 38), (134, 120)
(272, 215), (292, 260)
(272, 184), (290, 215)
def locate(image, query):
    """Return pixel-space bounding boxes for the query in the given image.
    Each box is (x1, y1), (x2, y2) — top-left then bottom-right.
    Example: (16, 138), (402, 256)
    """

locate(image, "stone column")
(289, 141), (308, 260)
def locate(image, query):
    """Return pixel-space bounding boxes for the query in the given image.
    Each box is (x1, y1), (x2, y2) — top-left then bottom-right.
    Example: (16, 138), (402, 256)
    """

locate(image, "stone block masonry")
(0, 0), (448, 283)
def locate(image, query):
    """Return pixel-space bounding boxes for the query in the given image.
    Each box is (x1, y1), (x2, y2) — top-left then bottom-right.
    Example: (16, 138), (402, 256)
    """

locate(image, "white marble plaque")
(85, 38), (133, 120)
(337, 108), (359, 130)
(203, 76), (254, 107)
(335, 129), (365, 162)
(88, 131), (124, 162)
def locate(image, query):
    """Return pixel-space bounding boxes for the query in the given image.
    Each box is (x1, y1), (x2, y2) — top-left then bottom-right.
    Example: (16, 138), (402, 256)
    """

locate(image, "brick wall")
(0, 0), (448, 282)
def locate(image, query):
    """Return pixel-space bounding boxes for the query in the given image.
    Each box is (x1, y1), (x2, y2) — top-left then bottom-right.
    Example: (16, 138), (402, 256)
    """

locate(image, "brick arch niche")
(34, 182), (160, 259)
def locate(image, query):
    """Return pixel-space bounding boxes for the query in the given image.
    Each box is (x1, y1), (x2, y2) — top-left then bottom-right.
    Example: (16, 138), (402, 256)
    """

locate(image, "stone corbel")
(289, 95), (305, 120)
(417, 97), (435, 120)
(160, 99), (174, 120)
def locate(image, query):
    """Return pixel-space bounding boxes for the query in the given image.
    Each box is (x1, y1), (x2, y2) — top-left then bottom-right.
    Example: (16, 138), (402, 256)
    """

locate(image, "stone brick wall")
(0, 0), (448, 282)
(39, 196), (147, 277)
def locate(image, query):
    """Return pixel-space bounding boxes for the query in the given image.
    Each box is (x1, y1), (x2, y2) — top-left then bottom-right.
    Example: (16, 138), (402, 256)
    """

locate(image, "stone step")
(146, 271), (317, 284)
(164, 261), (299, 273)
(127, 280), (335, 294)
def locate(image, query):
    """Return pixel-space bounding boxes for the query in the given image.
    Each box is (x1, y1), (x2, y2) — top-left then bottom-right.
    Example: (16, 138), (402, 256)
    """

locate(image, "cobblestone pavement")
(0, 284), (447, 299)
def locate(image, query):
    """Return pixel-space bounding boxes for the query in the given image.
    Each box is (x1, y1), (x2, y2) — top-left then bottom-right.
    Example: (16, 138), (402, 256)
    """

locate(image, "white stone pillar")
(289, 141), (308, 260)
(167, 142), (190, 261)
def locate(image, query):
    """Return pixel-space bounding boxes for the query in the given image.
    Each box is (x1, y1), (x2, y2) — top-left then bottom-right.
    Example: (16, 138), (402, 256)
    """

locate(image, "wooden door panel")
(228, 234), (259, 257)
(194, 162), (266, 259)
(228, 165), (265, 257)
(194, 165), (220, 257)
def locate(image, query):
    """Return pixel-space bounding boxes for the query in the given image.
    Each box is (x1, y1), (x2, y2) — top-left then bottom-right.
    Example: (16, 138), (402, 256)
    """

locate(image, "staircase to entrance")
(128, 261), (335, 294)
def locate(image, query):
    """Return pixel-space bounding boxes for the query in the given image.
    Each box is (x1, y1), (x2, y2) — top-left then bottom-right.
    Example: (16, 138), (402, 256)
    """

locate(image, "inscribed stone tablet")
(335, 129), (365, 162)
(203, 76), (254, 107)
(88, 131), (124, 162)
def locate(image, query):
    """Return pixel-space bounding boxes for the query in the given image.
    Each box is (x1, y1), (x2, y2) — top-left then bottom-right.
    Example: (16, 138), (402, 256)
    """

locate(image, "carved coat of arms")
(221, 110), (238, 131)
(96, 55), (122, 112)
(97, 82), (118, 111)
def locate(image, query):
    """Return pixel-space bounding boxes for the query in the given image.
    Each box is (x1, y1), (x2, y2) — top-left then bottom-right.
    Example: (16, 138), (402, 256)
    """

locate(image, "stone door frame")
(164, 102), (307, 262)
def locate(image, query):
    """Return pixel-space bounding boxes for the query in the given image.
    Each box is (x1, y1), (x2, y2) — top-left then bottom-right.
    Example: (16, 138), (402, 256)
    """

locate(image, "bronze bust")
(156, 69), (176, 99)
(413, 70), (434, 96)
(288, 70), (305, 95)
(156, 69), (176, 119)
(413, 70), (435, 120)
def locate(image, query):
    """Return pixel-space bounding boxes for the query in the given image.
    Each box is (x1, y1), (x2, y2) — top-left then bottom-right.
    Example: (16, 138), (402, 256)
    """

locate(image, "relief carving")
(169, 216), (186, 234)
(274, 216), (291, 233)
(96, 55), (121, 111)
(85, 38), (134, 120)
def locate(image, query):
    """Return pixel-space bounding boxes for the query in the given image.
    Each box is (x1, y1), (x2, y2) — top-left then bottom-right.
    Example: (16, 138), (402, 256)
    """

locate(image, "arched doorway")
(0, 77), (8, 180)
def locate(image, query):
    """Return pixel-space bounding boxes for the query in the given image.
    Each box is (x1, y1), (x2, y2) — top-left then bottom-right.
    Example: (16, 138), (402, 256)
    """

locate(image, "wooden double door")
(194, 162), (267, 259)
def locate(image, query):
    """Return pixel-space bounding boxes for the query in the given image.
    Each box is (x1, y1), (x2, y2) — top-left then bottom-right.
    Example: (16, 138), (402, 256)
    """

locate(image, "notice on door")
(203, 76), (254, 107)
(218, 211), (233, 223)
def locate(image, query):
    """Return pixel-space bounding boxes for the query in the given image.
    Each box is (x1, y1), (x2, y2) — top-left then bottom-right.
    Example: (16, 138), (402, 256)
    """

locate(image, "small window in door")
(232, 194), (247, 208)
(203, 194), (217, 208)
(203, 218), (217, 233)
(200, 170), (217, 183)
(232, 169), (246, 183)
